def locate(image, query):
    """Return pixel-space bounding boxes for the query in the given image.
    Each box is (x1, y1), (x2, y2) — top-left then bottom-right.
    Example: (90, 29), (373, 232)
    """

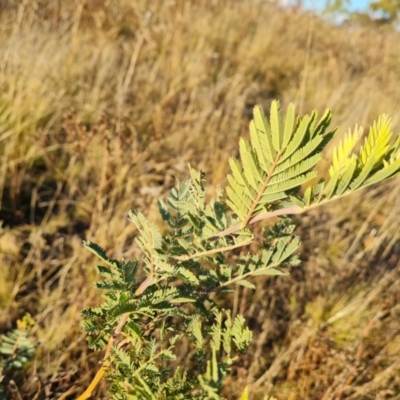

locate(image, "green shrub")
(0, 315), (37, 399)
(78, 101), (400, 399)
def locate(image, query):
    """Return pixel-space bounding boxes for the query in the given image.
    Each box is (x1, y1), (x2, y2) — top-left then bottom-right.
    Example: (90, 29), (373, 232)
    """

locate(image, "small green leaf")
(252, 267), (287, 276)
(235, 280), (255, 289)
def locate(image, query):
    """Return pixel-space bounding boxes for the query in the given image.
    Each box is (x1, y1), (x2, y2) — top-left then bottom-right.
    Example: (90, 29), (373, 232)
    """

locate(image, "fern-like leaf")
(227, 101), (335, 227)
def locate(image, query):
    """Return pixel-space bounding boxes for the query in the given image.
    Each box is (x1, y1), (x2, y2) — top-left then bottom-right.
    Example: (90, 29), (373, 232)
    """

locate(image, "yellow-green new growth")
(323, 113), (399, 197)
(224, 101), (400, 235)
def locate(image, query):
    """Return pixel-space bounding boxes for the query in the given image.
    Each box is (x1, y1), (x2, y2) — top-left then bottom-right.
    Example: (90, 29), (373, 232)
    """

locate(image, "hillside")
(1, 1), (400, 398)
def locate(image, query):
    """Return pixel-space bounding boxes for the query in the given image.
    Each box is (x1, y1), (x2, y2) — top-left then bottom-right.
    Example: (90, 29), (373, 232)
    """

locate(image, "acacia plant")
(78, 101), (400, 400)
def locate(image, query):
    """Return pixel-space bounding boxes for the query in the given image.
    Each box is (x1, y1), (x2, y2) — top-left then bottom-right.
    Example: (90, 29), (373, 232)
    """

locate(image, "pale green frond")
(253, 105), (275, 161)
(239, 139), (265, 188)
(334, 157), (357, 195)
(210, 348), (219, 387)
(275, 139), (322, 175)
(83, 241), (118, 269)
(350, 154), (377, 190)
(211, 311), (222, 351)
(304, 179), (325, 206)
(235, 280), (256, 289)
(177, 237), (191, 250)
(261, 249), (273, 265)
(157, 199), (174, 227)
(231, 314), (252, 351)
(234, 232), (254, 245)
(311, 108), (332, 139)
(249, 119), (273, 170)
(270, 100), (283, 151)
(176, 179), (188, 198)
(227, 102), (335, 227)
(289, 195), (306, 208)
(264, 171), (317, 195)
(305, 110), (318, 141)
(226, 186), (252, 220)
(239, 139), (259, 190)
(295, 131), (326, 158)
(168, 296), (196, 304)
(329, 126), (362, 176)
(256, 190), (287, 209)
(273, 153), (321, 182)
(222, 312), (233, 355)
(359, 115), (392, 167)
(129, 211), (162, 260)
(282, 103), (296, 149)
(175, 268), (199, 285)
(226, 180), (254, 209)
(252, 267), (287, 276)
(363, 158), (400, 187)
(280, 114), (311, 161)
(188, 315), (204, 351)
(320, 116), (399, 194)
(322, 171), (339, 199)
(271, 236), (299, 264)
(229, 178), (259, 204)
(255, 191), (288, 209)
(303, 186), (313, 206)
(228, 159), (255, 199)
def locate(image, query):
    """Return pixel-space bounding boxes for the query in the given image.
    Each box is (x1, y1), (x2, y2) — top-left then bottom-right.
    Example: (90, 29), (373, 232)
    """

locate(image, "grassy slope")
(0, 0), (400, 398)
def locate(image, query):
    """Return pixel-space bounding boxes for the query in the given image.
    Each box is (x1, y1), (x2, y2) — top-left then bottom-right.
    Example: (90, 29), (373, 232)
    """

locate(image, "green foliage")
(324, 0), (400, 25)
(0, 315), (37, 399)
(370, 0), (400, 23)
(226, 103), (335, 225)
(323, 0), (351, 14)
(81, 101), (400, 399)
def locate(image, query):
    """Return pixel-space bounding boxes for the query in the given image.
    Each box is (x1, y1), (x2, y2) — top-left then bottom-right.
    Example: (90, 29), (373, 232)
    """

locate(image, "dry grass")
(1, 0), (400, 399)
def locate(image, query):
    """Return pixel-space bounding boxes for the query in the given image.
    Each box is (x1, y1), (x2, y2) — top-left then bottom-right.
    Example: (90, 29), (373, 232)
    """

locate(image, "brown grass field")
(1, 0), (400, 399)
